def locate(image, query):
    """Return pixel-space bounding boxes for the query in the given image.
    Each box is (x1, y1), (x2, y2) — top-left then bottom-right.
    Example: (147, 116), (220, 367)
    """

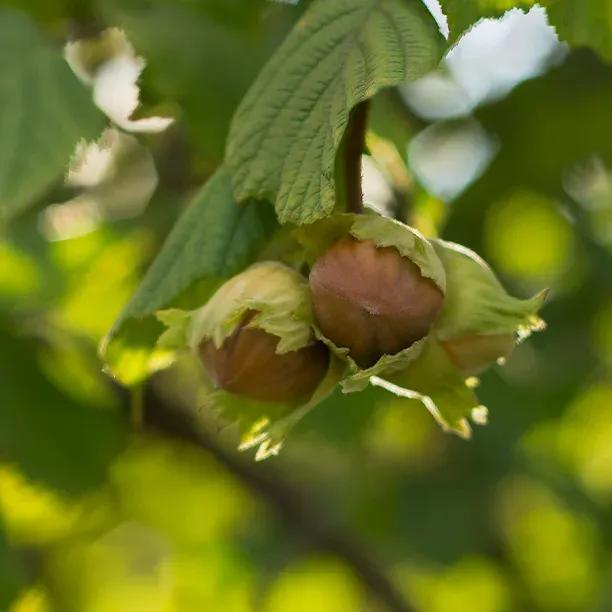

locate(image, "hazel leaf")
(226, 0), (444, 225)
(101, 166), (278, 386)
(0, 8), (104, 220)
(432, 239), (547, 341)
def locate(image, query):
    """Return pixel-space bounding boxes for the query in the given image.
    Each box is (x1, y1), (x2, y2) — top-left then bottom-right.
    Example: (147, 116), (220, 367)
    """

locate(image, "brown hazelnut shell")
(199, 325), (329, 404)
(309, 237), (444, 367)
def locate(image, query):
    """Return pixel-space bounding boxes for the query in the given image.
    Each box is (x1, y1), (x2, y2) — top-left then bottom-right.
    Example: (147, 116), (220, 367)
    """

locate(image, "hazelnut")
(199, 321), (329, 403)
(309, 237), (444, 367)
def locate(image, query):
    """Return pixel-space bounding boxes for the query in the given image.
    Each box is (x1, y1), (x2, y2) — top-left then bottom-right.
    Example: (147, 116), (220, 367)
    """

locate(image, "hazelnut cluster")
(158, 213), (544, 447)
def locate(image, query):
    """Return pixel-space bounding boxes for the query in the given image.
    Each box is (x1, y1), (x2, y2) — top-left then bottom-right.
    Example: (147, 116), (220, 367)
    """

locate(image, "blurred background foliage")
(1, 0), (612, 610)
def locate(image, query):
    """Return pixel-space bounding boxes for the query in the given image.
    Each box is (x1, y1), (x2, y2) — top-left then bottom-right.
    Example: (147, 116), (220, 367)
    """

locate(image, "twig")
(130, 384), (144, 429)
(345, 101), (370, 214)
(143, 386), (416, 612)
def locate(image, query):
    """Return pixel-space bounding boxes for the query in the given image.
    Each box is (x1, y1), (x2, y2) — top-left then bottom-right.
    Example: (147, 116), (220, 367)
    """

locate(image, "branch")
(345, 100), (370, 214)
(143, 385), (415, 612)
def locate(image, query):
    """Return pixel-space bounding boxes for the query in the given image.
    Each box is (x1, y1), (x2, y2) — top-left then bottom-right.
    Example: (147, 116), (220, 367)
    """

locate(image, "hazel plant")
(157, 212), (545, 457)
(105, 0), (547, 459)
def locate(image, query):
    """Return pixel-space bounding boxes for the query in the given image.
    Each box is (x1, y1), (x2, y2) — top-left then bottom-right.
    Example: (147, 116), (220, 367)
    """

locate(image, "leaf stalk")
(344, 100), (370, 214)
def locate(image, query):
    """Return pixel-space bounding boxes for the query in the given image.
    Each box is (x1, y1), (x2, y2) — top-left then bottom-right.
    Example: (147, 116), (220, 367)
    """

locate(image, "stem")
(130, 384), (144, 429)
(344, 101), (370, 214)
(142, 385), (415, 612)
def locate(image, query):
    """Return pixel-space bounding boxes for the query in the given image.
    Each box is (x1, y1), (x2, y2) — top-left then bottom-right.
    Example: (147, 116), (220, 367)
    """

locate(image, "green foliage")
(0, 0), (94, 25)
(0, 322), (123, 494)
(188, 262), (314, 353)
(548, 0), (612, 62)
(227, 0), (444, 224)
(452, 51), (612, 243)
(0, 526), (24, 610)
(2, 1), (612, 609)
(103, 167), (278, 384)
(0, 8), (104, 220)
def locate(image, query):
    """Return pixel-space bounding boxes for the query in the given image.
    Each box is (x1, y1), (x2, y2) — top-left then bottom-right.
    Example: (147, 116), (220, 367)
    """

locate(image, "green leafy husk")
(371, 340), (484, 439)
(231, 354), (345, 461)
(365, 240), (547, 438)
(317, 330), (426, 394)
(188, 261), (314, 354)
(156, 261), (342, 460)
(296, 212), (446, 291)
(432, 239), (547, 341)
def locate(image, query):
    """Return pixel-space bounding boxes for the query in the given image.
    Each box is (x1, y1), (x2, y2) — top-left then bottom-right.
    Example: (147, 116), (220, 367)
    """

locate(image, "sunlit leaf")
(406, 557), (512, 612)
(0, 467), (81, 545)
(497, 478), (601, 610)
(226, 0), (444, 224)
(0, 242), (41, 302)
(48, 523), (174, 612)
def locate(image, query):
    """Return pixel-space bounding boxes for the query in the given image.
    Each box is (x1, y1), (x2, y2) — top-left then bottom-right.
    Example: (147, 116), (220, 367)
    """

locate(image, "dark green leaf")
(0, 323), (124, 494)
(226, 0), (444, 225)
(0, 8), (104, 220)
(103, 167), (278, 385)
(0, 525), (25, 611)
